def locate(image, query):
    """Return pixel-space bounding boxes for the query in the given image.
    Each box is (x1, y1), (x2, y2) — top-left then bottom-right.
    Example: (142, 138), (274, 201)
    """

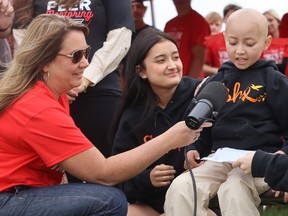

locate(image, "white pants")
(164, 160), (269, 216)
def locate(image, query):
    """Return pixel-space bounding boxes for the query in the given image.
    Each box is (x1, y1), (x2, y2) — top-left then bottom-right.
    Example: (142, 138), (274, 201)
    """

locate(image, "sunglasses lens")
(72, 50), (84, 64)
(72, 46), (90, 63)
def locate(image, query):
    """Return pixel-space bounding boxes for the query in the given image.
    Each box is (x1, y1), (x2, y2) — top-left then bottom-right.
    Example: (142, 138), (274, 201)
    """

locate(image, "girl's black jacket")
(112, 77), (200, 213)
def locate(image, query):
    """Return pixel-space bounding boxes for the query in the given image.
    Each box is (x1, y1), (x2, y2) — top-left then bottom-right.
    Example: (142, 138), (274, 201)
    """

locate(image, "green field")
(259, 205), (288, 216)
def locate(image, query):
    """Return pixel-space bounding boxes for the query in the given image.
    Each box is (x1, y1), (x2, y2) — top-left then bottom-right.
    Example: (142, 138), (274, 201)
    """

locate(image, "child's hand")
(194, 77), (209, 96)
(232, 152), (256, 175)
(184, 150), (203, 169)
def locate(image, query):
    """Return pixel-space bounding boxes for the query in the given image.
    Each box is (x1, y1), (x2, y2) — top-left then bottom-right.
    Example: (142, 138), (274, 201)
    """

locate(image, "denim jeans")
(0, 183), (127, 216)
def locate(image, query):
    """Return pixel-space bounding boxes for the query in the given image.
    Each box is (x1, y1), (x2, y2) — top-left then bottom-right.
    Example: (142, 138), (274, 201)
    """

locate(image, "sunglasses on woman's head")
(58, 45), (91, 63)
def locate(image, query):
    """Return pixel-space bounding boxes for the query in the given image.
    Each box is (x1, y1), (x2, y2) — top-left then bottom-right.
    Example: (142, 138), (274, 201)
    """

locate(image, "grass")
(259, 205), (288, 216)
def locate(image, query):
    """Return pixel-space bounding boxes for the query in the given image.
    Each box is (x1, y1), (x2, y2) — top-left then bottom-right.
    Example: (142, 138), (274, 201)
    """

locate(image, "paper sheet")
(201, 147), (252, 163)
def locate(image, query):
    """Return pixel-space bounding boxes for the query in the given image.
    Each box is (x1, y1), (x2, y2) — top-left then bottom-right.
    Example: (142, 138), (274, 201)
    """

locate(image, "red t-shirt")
(164, 9), (210, 77)
(204, 32), (229, 68)
(261, 38), (288, 64)
(0, 81), (93, 191)
(280, 13), (288, 38)
(285, 47), (288, 77)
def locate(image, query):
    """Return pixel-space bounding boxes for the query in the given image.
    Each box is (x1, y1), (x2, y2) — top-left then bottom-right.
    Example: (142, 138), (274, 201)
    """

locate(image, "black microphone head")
(196, 81), (228, 112)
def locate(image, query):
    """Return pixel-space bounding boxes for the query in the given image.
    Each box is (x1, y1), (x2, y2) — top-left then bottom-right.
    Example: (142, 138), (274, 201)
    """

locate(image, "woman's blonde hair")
(263, 9), (281, 23)
(0, 14), (88, 113)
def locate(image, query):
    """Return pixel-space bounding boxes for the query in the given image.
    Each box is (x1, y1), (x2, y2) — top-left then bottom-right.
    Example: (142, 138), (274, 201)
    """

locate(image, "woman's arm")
(59, 121), (210, 186)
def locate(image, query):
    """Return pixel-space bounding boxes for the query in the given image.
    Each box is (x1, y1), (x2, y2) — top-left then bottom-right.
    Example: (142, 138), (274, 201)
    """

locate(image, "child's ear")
(263, 35), (272, 50)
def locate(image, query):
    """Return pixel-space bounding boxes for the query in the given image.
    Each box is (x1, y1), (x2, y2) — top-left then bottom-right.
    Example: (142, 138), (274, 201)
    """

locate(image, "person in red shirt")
(279, 12), (288, 75)
(203, 32), (228, 77)
(0, 13), (204, 216)
(205, 11), (223, 36)
(164, 0), (210, 78)
(262, 10), (288, 74)
(263, 9), (281, 38)
(284, 47), (288, 77)
(279, 12), (288, 38)
(202, 4), (241, 77)
(261, 37), (288, 74)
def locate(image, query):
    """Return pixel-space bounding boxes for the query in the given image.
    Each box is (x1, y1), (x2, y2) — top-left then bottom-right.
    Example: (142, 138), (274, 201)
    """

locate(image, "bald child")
(224, 8), (271, 70)
(164, 8), (288, 216)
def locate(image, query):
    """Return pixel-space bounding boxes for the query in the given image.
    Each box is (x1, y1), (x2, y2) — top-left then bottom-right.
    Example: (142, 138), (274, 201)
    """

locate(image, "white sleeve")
(12, 28), (27, 54)
(83, 27), (132, 86)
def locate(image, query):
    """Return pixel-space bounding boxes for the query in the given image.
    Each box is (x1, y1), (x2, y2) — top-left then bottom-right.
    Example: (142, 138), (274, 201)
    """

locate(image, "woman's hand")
(66, 78), (90, 103)
(66, 88), (79, 104)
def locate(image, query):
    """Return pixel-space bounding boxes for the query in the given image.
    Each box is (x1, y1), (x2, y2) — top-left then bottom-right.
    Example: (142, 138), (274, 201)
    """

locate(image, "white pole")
(149, 0), (156, 27)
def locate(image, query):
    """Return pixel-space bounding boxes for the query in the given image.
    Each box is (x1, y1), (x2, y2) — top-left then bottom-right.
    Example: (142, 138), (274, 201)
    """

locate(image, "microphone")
(185, 81), (228, 130)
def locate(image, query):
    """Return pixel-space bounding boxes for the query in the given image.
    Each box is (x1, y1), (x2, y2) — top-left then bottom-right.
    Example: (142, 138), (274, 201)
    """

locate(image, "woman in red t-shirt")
(0, 12), (204, 216)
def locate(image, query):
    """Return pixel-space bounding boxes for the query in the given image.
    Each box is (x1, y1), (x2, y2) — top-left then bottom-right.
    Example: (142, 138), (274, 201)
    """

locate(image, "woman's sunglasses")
(58, 45), (91, 64)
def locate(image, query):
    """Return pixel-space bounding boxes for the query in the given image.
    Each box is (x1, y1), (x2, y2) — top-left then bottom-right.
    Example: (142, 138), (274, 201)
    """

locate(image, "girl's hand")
(150, 164), (176, 187)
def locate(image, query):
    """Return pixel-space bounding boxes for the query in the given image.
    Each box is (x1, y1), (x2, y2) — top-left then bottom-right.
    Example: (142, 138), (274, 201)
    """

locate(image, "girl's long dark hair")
(109, 28), (178, 145)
